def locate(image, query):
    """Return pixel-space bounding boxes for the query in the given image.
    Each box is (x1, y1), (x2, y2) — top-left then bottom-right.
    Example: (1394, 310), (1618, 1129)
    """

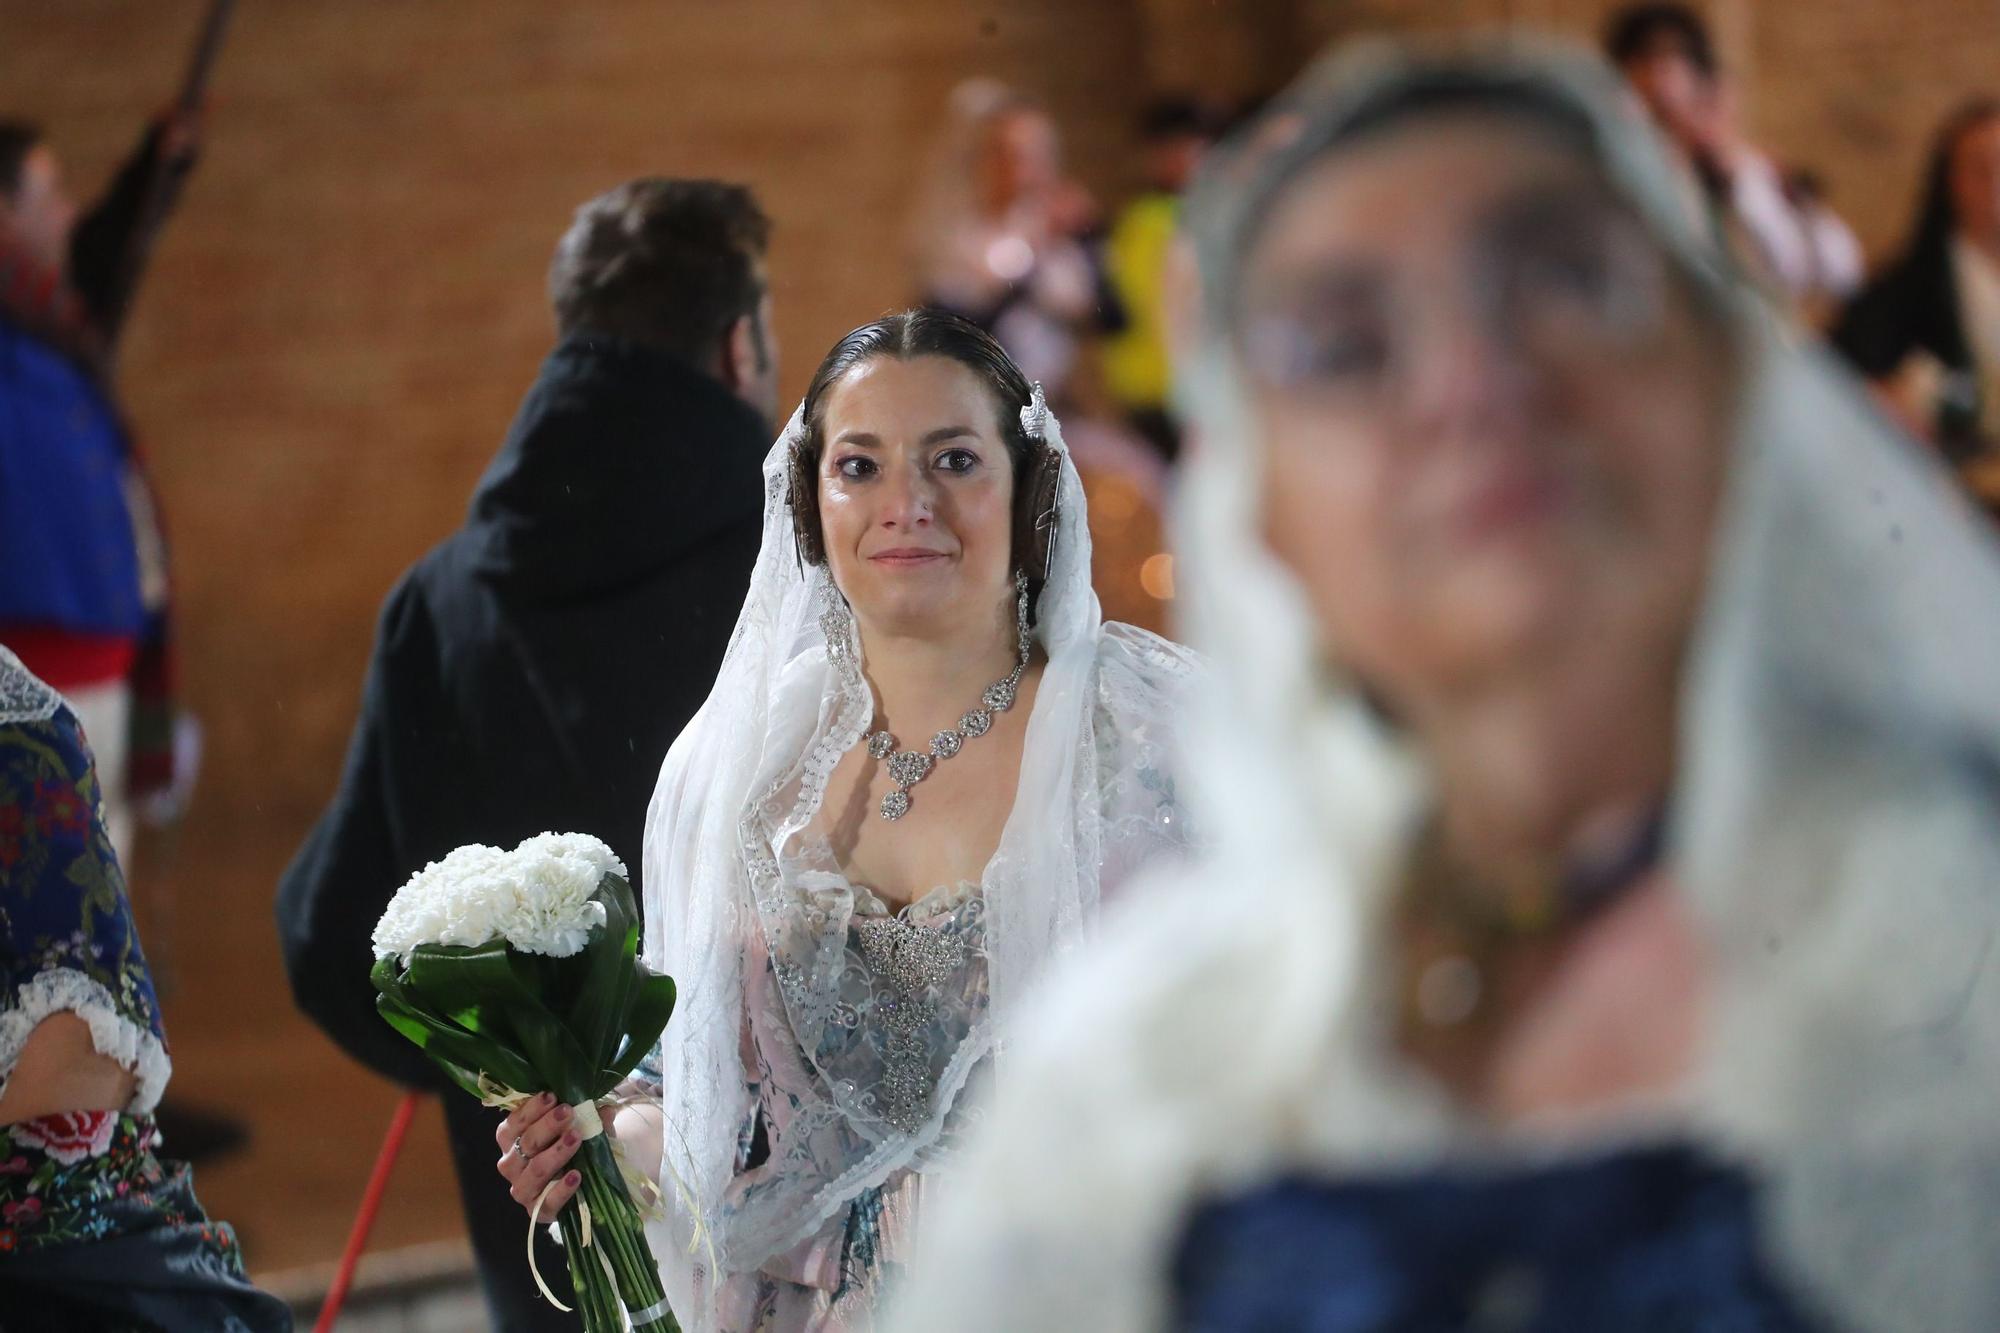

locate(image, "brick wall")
(4, 0), (1161, 835)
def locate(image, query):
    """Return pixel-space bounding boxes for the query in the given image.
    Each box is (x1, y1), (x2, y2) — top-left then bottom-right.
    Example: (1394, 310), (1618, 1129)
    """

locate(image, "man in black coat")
(276, 179), (776, 1331)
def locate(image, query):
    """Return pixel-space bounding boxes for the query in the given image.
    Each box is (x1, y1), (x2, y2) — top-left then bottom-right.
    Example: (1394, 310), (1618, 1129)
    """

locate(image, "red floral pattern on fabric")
(0, 803), (22, 868)
(12, 1110), (119, 1166)
(30, 778), (90, 841)
(0, 1113), (179, 1251)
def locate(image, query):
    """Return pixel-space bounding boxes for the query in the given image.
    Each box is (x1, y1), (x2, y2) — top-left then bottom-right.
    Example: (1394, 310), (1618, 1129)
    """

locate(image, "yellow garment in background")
(1102, 192), (1179, 412)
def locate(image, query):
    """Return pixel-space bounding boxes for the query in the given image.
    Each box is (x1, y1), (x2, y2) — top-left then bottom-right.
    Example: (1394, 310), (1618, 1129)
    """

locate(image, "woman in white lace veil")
(888, 39), (2000, 1333)
(498, 309), (1196, 1331)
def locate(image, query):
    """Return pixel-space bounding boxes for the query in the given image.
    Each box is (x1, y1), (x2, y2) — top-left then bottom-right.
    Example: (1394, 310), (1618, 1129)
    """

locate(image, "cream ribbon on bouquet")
(481, 1075), (713, 1315)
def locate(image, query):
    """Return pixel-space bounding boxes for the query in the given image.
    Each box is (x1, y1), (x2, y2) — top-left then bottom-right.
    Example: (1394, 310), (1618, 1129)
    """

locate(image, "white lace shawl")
(0, 644), (173, 1114)
(886, 41), (2000, 1333)
(638, 394), (1199, 1331)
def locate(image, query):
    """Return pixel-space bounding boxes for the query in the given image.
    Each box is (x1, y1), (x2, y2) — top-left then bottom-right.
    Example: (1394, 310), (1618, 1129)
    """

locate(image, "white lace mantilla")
(0, 968), (172, 1115)
(0, 645), (62, 726)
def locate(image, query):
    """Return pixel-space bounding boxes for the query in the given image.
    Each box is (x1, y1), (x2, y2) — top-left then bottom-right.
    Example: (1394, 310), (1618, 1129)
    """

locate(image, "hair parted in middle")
(787, 308), (1063, 609)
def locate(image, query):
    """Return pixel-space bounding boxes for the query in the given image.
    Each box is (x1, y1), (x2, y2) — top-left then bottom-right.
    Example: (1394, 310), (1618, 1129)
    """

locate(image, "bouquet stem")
(556, 1134), (679, 1333)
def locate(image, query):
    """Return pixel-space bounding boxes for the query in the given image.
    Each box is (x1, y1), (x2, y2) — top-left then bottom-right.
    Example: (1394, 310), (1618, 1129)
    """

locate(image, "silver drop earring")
(819, 580), (858, 665)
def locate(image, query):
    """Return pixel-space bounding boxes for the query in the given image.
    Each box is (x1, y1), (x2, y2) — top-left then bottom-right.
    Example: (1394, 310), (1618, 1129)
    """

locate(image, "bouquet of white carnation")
(372, 833), (678, 1333)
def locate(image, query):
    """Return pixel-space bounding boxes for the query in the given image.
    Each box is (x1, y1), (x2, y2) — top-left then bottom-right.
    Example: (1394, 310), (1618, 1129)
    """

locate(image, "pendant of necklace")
(865, 572), (1031, 821)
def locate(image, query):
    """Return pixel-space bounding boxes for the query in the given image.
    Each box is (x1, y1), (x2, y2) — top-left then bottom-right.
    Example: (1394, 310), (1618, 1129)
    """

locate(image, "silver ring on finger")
(510, 1133), (527, 1162)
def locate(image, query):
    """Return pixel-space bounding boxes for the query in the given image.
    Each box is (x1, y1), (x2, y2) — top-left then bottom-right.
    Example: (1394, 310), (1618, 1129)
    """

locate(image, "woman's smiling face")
(817, 354), (1019, 639)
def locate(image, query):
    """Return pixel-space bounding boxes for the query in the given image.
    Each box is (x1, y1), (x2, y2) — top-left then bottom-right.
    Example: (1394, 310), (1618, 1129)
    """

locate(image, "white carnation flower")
(515, 831), (628, 885)
(372, 834), (620, 963)
(493, 841), (607, 958)
(372, 843), (509, 962)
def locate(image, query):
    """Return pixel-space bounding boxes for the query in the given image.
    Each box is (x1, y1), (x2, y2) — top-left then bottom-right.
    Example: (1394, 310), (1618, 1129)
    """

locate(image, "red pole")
(314, 1091), (423, 1331)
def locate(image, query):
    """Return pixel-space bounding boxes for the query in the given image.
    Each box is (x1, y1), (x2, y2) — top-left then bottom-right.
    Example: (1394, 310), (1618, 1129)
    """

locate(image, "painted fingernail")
(539, 1092), (554, 1106)
(565, 1171), (581, 1187)
(563, 1132), (578, 1148)
(553, 1104), (571, 1123)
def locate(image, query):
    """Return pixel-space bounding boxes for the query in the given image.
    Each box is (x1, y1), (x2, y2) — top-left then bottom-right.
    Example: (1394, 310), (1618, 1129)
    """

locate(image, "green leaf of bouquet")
(377, 951), (527, 1066)
(400, 944), (590, 1097)
(373, 960), (468, 1043)
(369, 954), (408, 1000)
(498, 948), (600, 1102)
(404, 944), (524, 1021)
(607, 972), (677, 1083)
(375, 991), (539, 1094)
(571, 873), (640, 1075)
(378, 1009), (484, 1099)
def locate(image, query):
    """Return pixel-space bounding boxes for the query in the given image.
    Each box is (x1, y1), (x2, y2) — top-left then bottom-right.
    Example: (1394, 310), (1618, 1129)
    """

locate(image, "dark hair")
(1896, 98), (2000, 271)
(788, 308), (1061, 599)
(1604, 4), (1718, 79)
(0, 121), (45, 203)
(547, 178), (770, 368)
(1141, 96), (1225, 143)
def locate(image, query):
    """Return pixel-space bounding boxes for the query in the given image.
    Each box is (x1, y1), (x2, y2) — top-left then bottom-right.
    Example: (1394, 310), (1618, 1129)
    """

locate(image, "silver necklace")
(865, 571), (1031, 821)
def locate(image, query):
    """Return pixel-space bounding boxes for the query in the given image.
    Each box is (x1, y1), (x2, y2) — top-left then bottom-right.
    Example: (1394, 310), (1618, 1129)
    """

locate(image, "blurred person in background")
(1101, 96), (1223, 462)
(1606, 3), (1859, 314)
(0, 110), (203, 875)
(916, 81), (1192, 632)
(913, 81), (1177, 636)
(891, 41), (2000, 1333)
(275, 179), (777, 1332)
(1833, 99), (2000, 510)
(1783, 169), (1865, 309)
(912, 80), (1120, 408)
(0, 645), (289, 1330)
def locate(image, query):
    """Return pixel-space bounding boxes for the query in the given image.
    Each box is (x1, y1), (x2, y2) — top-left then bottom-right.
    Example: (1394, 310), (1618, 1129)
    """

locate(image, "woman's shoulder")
(0, 646), (63, 729)
(1094, 622), (1202, 685)
(1089, 622), (1201, 734)
(1, 699), (96, 810)
(1086, 625), (1204, 867)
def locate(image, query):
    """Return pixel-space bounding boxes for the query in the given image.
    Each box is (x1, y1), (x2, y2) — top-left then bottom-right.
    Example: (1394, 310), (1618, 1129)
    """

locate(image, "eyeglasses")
(1236, 190), (1675, 413)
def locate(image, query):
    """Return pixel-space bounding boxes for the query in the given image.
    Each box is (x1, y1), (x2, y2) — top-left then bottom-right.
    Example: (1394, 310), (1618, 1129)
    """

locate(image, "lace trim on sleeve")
(0, 968), (172, 1115)
(0, 646), (62, 726)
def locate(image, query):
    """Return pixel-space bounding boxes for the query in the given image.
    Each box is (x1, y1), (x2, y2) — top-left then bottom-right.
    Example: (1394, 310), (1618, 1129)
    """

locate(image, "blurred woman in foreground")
(890, 41), (2000, 1333)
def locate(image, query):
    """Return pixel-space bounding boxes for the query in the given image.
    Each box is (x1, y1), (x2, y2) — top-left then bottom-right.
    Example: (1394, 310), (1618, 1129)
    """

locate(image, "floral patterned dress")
(0, 647), (289, 1330)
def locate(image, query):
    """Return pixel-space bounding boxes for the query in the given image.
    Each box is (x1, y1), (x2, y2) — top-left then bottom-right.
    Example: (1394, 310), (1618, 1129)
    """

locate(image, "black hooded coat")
(276, 332), (766, 1330)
